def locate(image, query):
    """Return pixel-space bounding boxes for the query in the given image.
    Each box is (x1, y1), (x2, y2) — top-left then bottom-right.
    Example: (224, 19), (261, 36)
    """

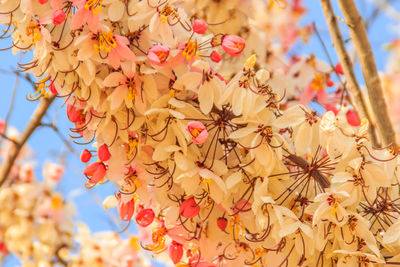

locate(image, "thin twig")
(0, 95), (56, 187)
(39, 122), (80, 157)
(320, 0), (379, 146)
(336, 0), (396, 147)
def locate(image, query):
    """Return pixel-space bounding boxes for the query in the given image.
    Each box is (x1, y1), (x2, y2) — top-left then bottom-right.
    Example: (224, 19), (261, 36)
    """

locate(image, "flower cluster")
(2, 0), (400, 266)
(0, 124), (154, 267)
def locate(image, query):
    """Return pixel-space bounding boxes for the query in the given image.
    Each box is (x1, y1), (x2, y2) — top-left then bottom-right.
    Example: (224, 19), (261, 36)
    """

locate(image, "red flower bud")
(179, 197), (200, 218)
(210, 51), (222, 63)
(38, 0), (48, 4)
(217, 217), (227, 231)
(193, 19), (208, 34)
(80, 149), (92, 163)
(326, 79), (334, 87)
(334, 63), (344, 75)
(98, 144), (111, 162)
(169, 241), (183, 264)
(83, 162), (106, 184)
(118, 197), (135, 222)
(135, 208), (155, 227)
(346, 109), (360, 126)
(66, 103), (84, 123)
(52, 9), (66, 25)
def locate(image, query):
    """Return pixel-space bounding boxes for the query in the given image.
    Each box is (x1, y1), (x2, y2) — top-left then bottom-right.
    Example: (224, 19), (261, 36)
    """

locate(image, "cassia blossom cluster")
(1, 0), (400, 266)
(0, 124), (154, 267)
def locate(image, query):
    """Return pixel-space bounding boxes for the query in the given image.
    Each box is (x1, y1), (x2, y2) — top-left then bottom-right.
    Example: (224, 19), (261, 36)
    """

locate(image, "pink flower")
(98, 144), (111, 161)
(43, 162), (64, 182)
(299, 74), (328, 105)
(83, 162), (106, 184)
(135, 208), (155, 227)
(118, 197), (135, 222)
(80, 149), (92, 163)
(193, 19), (208, 34)
(187, 121), (208, 144)
(70, 0), (100, 33)
(210, 51), (222, 63)
(180, 197), (200, 218)
(222, 35), (245, 57)
(108, 35), (137, 70)
(52, 9), (66, 25)
(168, 241), (183, 264)
(232, 199), (251, 213)
(147, 45), (169, 66)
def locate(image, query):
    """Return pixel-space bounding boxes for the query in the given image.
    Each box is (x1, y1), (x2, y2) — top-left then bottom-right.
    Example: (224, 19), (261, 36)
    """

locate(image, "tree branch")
(0, 95), (56, 187)
(336, 0), (395, 147)
(320, 0), (379, 146)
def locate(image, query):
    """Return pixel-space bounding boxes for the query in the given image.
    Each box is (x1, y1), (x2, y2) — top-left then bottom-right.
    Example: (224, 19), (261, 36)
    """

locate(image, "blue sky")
(1, 0), (400, 266)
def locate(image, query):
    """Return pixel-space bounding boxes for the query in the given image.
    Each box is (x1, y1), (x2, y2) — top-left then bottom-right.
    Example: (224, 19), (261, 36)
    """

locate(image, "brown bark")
(0, 95), (56, 187)
(321, 0), (379, 146)
(337, 0), (396, 147)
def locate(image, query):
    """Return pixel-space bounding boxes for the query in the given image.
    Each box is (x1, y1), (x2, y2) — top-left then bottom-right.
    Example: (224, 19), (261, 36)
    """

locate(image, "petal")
(108, 85), (128, 110)
(103, 72), (126, 87)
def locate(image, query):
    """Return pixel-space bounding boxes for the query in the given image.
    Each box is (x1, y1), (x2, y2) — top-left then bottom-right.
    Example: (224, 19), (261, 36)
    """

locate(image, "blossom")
(147, 45), (169, 66)
(186, 121), (208, 144)
(222, 35), (245, 57)
(43, 162), (64, 182)
(70, 0), (100, 33)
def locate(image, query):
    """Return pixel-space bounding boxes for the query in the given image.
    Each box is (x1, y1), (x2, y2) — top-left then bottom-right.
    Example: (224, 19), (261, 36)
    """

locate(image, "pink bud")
(0, 242), (7, 254)
(326, 79), (334, 87)
(187, 121), (208, 145)
(38, 0), (48, 4)
(0, 120), (5, 135)
(222, 35), (245, 57)
(83, 162), (106, 184)
(210, 51), (222, 63)
(180, 197), (200, 218)
(346, 109), (360, 126)
(232, 199), (251, 213)
(66, 103), (84, 123)
(335, 63), (344, 75)
(52, 9), (66, 25)
(325, 104), (338, 115)
(135, 208), (155, 227)
(98, 144), (111, 162)
(80, 149), (92, 163)
(147, 45), (170, 66)
(169, 241), (183, 264)
(217, 217), (227, 231)
(118, 197), (135, 222)
(193, 19), (208, 34)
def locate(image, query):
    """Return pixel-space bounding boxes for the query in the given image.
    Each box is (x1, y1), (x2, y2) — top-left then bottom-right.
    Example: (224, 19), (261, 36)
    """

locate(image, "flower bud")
(334, 63), (344, 75)
(346, 109), (360, 126)
(222, 35), (245, 57)
(210, 51), (222, 63)
(193, 19), (207, 34)
(135, 208), (155, 227)
(83, 162), (106, 184)
(98, 144), (111, 162)
(168, 241), (183, 264)
(118, 197), (135, 222)
(180, 197), (200, 218)
(80, 149), (92, 163)
(38, 0), (48, 4)
(52, 9), (66, 25)
(217, 217), (227, 231)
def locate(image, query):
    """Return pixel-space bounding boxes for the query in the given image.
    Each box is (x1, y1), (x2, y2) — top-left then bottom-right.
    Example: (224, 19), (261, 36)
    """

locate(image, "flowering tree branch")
(336, 0), (396, 147)
(0, 95), (56, 187)
(320, 0), (379, 146)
